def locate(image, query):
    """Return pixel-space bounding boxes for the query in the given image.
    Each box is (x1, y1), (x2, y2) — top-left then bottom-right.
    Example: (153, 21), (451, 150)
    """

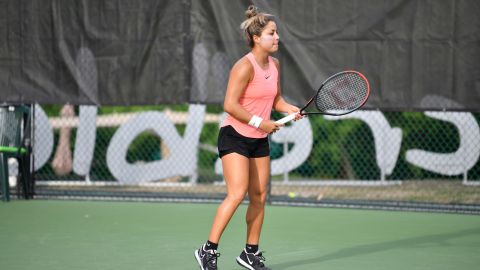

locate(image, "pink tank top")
(222, 52), (278, 138)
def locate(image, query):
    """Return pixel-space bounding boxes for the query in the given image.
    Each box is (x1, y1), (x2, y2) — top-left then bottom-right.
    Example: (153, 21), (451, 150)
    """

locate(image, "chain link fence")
(5, 104), (473, 213)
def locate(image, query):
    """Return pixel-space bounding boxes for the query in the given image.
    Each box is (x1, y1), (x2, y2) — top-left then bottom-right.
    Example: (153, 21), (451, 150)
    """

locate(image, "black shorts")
(217, 125), (270, 159)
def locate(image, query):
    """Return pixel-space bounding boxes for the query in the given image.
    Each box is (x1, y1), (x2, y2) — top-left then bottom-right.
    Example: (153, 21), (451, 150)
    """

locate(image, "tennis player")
(194, 5), (301, 270)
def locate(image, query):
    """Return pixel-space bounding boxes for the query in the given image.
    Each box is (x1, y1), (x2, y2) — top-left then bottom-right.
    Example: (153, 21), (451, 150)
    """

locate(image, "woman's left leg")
(236, 156), (272, 269)
(245, 156), (270, 245)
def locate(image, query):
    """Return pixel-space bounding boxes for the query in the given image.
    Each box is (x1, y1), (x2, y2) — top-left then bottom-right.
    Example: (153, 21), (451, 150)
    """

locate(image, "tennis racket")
(275, 70), (370, 124)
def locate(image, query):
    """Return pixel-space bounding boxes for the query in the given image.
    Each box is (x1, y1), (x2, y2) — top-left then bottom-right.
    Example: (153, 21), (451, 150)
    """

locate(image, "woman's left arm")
(272, 58), (302, 118)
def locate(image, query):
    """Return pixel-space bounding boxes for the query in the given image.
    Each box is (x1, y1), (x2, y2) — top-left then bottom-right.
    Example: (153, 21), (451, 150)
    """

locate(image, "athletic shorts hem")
(219, 149), (249, 159)
(219, 149), (269, 159)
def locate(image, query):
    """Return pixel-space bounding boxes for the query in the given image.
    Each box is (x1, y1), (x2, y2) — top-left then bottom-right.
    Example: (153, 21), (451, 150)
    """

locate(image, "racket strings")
(315, 72), (368, 113)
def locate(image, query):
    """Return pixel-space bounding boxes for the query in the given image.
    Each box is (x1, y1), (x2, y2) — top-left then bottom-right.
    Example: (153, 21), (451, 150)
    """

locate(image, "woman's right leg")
(208, 152), (250, 243)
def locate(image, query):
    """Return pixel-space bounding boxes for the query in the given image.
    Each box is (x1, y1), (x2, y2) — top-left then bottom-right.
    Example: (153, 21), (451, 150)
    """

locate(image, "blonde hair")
(240, 5), (275, 48)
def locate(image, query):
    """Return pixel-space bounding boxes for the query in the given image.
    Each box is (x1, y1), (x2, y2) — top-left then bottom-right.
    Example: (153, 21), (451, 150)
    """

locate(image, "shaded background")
(1, 0), (479, 110)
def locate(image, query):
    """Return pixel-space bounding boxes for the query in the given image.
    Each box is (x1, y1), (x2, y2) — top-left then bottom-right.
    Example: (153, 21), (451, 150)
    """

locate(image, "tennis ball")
(288, 192), (296, 198)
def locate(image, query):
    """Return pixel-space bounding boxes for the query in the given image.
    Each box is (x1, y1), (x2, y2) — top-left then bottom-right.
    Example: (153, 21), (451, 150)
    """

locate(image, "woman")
(195, 5), (301, 270)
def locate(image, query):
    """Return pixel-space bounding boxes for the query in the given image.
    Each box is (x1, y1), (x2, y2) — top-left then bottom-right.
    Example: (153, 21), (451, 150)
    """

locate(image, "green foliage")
(288, 117), (378, 180)
(126, 132), (162, 163)
(40, 105), (67, 117)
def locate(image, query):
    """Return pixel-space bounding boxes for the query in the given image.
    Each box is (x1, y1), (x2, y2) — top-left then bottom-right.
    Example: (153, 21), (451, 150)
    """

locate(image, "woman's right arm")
(223, 58), (281, 134)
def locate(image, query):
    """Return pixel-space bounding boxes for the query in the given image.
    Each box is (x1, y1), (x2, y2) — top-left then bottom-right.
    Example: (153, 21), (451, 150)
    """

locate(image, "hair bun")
(245, 5), (258, 19)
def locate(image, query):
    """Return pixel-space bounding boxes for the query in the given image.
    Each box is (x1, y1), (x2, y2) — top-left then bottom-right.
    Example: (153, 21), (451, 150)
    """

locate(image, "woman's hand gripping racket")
(276, 70), (370, 124)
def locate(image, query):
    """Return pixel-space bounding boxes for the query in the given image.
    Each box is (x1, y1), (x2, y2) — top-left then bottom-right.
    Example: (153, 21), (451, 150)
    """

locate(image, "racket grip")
(275, 114), (297, 125)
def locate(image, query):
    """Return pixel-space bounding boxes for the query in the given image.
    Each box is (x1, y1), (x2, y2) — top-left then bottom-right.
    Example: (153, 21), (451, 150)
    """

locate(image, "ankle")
(204, 240), (218, 251)
(245, 243), (259, 254)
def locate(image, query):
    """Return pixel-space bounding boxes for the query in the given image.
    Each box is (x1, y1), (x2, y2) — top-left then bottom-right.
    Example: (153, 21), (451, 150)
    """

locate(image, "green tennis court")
(1, 200), (479, 270)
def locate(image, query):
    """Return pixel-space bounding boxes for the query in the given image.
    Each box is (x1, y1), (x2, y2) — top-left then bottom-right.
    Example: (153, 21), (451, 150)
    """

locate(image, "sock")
(245, 243), (259, 254)
(204, 240), (218, 251)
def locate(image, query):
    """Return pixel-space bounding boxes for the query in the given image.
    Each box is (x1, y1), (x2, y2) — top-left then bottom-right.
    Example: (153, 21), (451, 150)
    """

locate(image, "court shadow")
(269, 227), (480, 269)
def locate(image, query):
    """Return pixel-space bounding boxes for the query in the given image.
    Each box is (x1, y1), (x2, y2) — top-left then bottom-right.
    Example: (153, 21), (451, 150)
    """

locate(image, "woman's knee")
(249, 191), (267, 206)
(226, 192), (247, 206)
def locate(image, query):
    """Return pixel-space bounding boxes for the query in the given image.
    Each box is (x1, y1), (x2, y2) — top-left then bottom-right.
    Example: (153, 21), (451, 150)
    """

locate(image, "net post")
(190, 171), (198, 184)
(380, 109), (386, 184)
(283, 142), (289, 183)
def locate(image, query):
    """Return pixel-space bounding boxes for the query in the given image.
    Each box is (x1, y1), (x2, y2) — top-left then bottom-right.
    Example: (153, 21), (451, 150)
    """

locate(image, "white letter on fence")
(324, 111), (402, 176)
(406, 112), (480, 175)
(106, 105), (205, 184)
(34, 105), (54, 171)
(270, 118), (313, 175)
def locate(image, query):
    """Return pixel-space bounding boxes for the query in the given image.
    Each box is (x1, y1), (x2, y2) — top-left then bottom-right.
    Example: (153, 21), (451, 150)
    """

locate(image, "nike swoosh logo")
(246, 254), (253, 265)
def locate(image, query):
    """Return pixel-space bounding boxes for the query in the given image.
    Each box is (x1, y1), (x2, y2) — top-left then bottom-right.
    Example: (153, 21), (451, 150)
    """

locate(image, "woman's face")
(255, 21), (279, 52)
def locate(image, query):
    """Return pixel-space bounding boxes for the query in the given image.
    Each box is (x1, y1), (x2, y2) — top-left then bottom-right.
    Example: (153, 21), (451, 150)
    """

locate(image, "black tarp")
(0, 0), (189, 105)
(1, 0), (479, 111)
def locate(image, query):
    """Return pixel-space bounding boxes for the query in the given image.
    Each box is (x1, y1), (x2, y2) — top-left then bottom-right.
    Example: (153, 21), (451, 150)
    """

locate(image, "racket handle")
(275, 114), (297, 125)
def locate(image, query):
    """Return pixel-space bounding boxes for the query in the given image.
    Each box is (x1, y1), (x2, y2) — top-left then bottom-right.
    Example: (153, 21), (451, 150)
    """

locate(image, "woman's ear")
(252, 35), (261, 44)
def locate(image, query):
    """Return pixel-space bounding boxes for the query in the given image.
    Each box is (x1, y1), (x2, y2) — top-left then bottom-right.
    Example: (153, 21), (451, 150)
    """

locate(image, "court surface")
(1, 200), (479, 270)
